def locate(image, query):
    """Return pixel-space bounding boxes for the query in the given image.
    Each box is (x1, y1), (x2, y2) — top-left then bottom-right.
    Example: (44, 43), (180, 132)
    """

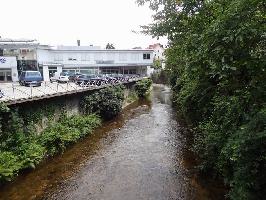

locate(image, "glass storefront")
(17, 60), (38, 75)
(48, 67), (57, 78)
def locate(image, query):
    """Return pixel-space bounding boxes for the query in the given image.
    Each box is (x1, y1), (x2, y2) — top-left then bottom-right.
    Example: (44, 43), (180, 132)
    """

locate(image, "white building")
(147, 43), (166, 69)
(37, 45), (154, 81)
(0, 38), (154, 82)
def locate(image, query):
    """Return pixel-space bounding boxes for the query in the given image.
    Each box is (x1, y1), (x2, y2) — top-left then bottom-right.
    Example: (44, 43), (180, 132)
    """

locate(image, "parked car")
(72, 73), (83, 82)
(19, 71), (43, 86)
(50, 72), (70, 83)
(76, 74), (103, 86)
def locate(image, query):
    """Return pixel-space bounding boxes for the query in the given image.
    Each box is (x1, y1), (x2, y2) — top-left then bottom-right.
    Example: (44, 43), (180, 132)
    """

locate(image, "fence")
(0, 77), (141, 103)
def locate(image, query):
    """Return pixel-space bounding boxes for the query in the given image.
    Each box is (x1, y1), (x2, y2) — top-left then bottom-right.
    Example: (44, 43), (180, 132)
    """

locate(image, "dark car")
(72, 73), (83, 82)
(76, 74), (103, 86)
(19, 71), (43, 86)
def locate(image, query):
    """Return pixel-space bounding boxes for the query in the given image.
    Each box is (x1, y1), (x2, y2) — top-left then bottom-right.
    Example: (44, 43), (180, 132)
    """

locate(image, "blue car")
(19, 71), (43, 86)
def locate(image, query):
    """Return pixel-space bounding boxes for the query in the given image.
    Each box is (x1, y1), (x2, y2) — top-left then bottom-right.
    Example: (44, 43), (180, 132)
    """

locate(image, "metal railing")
(0, 76), (142, 103)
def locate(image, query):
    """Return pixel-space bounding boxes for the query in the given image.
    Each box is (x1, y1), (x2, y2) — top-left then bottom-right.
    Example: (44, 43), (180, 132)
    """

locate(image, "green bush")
(83, 85), (125, 119)
(18, 142), (46, 169)
(39, 123), (81, 155)
(0, 151), (21, 182)
(39, 114), (101, 155)
(60, 114), (101, 137)
(134, 78), (152, 97)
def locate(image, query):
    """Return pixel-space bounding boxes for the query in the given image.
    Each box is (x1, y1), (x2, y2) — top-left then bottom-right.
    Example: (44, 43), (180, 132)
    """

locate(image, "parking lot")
(0, 77), (141, 104)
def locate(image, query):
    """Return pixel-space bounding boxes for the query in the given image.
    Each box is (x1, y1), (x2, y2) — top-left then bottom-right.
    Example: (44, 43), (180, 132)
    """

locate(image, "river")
(0, 85), (225, 200)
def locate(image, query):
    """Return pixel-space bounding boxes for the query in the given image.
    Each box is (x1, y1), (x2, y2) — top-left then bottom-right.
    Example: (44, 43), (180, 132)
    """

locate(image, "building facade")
(37, 46), (153, 81)
(147, 43), (166, 69)
(0, 38), (154, 82)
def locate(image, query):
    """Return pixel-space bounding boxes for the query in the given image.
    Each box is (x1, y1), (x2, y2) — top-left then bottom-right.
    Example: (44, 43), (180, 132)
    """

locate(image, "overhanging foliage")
(138, 0), (266, 199)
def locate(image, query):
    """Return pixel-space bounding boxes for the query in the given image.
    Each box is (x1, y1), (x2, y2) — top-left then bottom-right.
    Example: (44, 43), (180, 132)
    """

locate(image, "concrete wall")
(10, 82), (138, 133)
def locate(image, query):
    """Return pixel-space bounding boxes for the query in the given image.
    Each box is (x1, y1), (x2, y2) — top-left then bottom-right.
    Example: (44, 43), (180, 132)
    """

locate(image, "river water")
(0, 85), (225, 200)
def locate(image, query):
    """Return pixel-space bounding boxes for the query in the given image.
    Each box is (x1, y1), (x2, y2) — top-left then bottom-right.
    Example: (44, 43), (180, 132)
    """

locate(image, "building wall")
(1, 44), (153, 82)
(49, 50), (153, 66)
(0, 56), (19, 81)
(37, 48), (153, 81)
(37, 49), (53, 64)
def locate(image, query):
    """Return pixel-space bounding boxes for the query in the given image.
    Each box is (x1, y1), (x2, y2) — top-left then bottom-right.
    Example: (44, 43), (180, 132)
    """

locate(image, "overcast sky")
(1, 0), (167, 49)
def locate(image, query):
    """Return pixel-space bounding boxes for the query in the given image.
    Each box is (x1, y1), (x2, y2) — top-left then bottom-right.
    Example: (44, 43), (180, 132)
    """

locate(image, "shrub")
(39, 123), (81, 155)
(134, 78), (152, 97)
(18, 142), (46, 169)
(60, 114), (101, 137)
(0, 151), (21, 182)
(83, 85), (125, 119)
(39, 114), (101, 155)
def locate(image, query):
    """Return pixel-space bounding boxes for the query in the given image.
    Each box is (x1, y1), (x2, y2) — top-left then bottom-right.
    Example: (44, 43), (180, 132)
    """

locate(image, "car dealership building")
(0, 38), (154, 82)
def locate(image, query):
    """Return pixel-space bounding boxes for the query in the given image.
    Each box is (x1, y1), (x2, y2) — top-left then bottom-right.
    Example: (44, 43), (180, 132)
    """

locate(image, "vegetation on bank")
(138, 0), (265, 199)
(134, 78), (153, 97)
(150, 70), (169, 85)
(0, 101), (101, 183)
(82, 85), (125, 119)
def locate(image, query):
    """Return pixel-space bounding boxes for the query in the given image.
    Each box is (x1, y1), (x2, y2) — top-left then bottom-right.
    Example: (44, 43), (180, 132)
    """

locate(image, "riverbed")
(0, 85), (225, 200)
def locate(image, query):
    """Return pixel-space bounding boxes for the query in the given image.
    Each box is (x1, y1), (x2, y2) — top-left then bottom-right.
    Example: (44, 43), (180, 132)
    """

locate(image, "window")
(143, 53), (150, 60)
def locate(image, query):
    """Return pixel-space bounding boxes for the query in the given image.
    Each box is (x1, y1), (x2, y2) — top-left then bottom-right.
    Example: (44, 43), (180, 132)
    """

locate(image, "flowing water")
(0, 85), (225, 200)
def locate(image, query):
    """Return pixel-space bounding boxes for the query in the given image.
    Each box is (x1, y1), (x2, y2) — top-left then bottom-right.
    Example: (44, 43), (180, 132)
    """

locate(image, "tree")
(105, 43), (115, 49)
(137, 0), (266, 199)
(153, 58), (162, 69)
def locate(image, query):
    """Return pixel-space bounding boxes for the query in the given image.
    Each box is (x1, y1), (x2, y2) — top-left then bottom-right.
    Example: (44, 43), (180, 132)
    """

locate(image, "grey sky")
(1, 0), (167, 49)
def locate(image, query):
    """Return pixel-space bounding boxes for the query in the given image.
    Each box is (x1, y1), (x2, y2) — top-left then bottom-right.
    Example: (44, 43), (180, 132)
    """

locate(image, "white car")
(50, 72), (70, 83)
